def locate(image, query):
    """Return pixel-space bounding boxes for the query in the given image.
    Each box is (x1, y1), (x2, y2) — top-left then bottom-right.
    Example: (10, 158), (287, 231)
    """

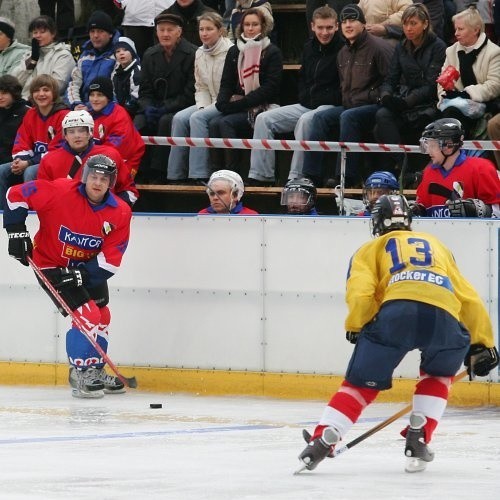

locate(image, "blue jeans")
(188, 104), (223, 179)
(0, 161), (39, 209)
(302, 104), (379, 184)
(167, 105), (197, 180)
(248, 103), (334, 182)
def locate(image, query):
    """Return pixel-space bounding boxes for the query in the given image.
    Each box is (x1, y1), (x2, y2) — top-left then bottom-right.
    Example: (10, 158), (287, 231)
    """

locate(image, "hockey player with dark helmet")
(413, 117), (500, 218)
(419, 118), (464, 165)
(281, 177), (318, 215)
(371, 194), (412, 237)
(81, 154), (118, 203)
(362, 171), (400, 215)
(296, 190), (498, 475)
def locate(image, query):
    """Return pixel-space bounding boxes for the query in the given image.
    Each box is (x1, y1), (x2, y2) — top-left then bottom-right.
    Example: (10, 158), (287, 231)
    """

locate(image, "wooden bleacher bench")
(136, 184), (416, 198)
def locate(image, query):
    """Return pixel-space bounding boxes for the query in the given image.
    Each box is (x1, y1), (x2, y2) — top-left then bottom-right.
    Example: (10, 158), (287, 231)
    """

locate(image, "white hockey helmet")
(62, 110), (94, 134)
(207, 170), (244, 201)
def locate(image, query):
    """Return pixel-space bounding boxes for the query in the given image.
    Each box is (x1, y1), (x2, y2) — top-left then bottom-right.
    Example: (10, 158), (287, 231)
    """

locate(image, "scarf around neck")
(236, 35), (270, 95)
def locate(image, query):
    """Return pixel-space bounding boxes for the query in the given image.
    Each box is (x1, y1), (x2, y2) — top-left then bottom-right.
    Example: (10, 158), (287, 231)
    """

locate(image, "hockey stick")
(27, 256), (137, 389)
(295, 369), (468, 474)
(428, 182), (463, 201)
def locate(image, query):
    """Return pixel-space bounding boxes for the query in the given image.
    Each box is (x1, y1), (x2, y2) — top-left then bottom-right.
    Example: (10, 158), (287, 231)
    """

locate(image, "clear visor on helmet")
(281, 188), (311, 206)
(362, 187), (395, 209)
(82, 166), (117, 189)
(419, 137), (456, 154)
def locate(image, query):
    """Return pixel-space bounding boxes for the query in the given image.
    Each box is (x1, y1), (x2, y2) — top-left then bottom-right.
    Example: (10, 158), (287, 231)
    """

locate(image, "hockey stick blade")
(27, 257), (137, 389)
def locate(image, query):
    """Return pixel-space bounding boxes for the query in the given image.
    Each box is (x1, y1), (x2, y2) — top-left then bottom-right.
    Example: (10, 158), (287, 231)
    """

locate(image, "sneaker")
(298, 426), (340, 471)
(68, 366), (104, 399)
(95, 368), (126, 394)
(404, 412), (435, 473)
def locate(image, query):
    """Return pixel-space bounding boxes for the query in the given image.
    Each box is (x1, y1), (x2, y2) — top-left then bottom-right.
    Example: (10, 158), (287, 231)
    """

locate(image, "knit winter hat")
(87, 10), (114, 34)
(114, 36), (138, 59)
(0, 17), (15, 41)
(89, 77), (114, 101)
(340, 4), (366, 24)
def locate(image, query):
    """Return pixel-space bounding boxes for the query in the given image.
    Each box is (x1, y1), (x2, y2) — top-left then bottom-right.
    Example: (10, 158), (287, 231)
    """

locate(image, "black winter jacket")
(0, 100), (30, 163)
(138, 38), (197, 114)
(298, 32), (344, 109)
(379, 32), (446, 107)
(215, 42), (283, 114)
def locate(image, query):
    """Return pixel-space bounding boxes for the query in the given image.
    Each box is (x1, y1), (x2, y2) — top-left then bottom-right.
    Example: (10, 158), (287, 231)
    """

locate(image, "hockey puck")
(150, 403), (162, 409)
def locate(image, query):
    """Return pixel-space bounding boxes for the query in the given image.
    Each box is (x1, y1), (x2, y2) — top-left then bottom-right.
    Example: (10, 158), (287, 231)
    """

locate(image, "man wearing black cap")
(133, 12), (197, 183)
(0, 17), (30, 77)
(66, 10), (120, 111)
(302, 3), (393, 188)
(165, 0), (216, 46)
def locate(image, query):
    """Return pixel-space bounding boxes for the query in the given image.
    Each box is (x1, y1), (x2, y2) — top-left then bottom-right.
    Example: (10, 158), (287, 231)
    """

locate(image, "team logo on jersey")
(102, 221), (114, 236)
(98, 123), (105, 140)
(59, 225), (103, 260)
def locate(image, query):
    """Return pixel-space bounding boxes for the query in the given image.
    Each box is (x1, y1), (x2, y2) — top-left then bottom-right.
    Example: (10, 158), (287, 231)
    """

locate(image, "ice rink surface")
(0, 386), (498, 499)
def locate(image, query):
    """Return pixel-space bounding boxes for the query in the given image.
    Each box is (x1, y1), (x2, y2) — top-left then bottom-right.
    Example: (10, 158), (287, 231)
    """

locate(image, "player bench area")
(134, 184), (417, 214)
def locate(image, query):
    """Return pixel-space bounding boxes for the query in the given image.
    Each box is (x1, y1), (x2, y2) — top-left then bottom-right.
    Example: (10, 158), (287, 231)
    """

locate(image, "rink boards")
(0, 213), (499, 404)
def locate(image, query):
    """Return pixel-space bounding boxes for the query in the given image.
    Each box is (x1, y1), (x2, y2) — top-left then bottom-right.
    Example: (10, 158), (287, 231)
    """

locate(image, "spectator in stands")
(373, 3), (446, 173)
(359, 170), (399, 215)
(0, 17), (30, 77)
(248, 5), (343, 187)
(437, 6), (500, 138)
(11, 15), (75, 100)
(199, 169), (258, 214)
(134, 12), (197, 183)
(302, 4), (393, 188)
(167, 12), (233, 183)
(227, 0), (274, 42)
(412, 118), (500, 218)
(87, 76), (145, 180)
(165, 0), (216, 46)
(358, 0), (413, 45)
(0, 75), (68, 207)
(37, 109), (138, 207)
(281, 177), (318, 215)
(38, 1), (75, 39)
(112, 0), (175, 58)
(487, 113), (500, 169)
(419, 0), (445, 40)
(0, 76), (30, 165)
(111, 36), (141, 118)
(306, 1), (352, 30)
(210, 8), (282, 178)
(66, 10), (120, 110)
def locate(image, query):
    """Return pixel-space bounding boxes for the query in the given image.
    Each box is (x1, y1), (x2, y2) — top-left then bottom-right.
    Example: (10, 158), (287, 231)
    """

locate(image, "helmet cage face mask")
(281, 187), (314, 212)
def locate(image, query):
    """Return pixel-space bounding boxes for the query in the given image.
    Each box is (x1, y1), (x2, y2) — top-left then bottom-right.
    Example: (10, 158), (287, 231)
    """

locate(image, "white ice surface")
(0, 386), (499, 499)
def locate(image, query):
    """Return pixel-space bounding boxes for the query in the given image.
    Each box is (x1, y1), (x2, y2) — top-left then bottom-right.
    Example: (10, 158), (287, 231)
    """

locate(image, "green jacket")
(0, 39), (30, 77)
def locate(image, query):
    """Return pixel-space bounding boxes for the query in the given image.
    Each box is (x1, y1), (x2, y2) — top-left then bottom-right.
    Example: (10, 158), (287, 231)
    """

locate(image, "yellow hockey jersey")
(345, 230), (494, 348)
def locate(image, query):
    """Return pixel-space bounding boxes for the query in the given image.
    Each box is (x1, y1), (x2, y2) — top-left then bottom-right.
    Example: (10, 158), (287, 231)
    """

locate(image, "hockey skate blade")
(71, 389), (104, 399)
(293, 463), (309, 475)
(405, 457), (428, 473)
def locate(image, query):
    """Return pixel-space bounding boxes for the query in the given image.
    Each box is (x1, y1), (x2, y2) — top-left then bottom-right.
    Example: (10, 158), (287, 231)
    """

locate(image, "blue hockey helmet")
(363, 171), (399, 211)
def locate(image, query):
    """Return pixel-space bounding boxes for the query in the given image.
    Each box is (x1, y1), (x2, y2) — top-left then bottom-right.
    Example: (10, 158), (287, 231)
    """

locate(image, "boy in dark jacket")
(248, 5), (343, 185)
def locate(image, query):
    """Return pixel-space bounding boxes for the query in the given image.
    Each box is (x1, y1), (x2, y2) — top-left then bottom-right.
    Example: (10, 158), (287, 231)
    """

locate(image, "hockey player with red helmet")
(297, 194), (498, 474)
(3, 154), (132, 399)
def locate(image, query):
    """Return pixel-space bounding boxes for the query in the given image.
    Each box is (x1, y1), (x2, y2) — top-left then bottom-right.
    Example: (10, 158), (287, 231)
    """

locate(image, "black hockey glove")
(444, 89), (470, 100)
(464, 344), (499, 378)
(408, 201), (426, 217)
(6, 224), (33, 266)
(345, 331), (359, 344)
(45, 267), (89, 290)
(446, 198), (492, 218)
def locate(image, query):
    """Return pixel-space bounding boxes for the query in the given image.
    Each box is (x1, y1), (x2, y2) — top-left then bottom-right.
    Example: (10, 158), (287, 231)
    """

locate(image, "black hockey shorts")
(37, 269), (109, 317)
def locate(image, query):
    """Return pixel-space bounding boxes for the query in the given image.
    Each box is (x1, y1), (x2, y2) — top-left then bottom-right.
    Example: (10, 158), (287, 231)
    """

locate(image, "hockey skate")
(404, 412), (435, 473)
(69, 366), (105, 399)
(95, 367), (126, 394)
(295, 426), (340, 473)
